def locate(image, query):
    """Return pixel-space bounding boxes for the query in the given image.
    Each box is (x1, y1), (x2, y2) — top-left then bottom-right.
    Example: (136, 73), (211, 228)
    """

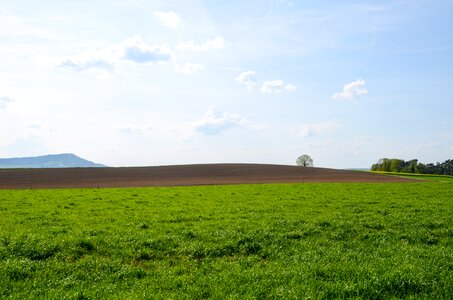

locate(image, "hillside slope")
(0, 163), (416, 189)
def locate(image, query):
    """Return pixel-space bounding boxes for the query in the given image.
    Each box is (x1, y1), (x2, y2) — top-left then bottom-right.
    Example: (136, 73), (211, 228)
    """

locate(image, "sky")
(1, 0), (452, 168)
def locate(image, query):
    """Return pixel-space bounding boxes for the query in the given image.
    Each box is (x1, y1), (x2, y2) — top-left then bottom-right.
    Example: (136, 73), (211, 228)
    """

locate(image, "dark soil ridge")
(0, 163), (416, 189)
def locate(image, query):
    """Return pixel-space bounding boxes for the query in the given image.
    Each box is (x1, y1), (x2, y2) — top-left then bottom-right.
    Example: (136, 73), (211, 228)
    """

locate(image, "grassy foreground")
(0, 183), (452, 299)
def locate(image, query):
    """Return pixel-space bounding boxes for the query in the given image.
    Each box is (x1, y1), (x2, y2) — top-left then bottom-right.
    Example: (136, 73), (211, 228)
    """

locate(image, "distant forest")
(371, 158), (453, 176)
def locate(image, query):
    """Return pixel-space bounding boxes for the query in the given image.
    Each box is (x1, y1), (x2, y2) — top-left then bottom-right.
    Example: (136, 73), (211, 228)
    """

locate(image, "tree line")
(371, 158), (453, 175)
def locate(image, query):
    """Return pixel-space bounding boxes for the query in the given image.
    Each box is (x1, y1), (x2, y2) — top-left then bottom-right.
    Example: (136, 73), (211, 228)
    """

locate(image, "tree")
(381, 158), (391, 172)
(390, 159), (405, 172)
(296, 154), (314, 167)
(371, 158), (453, 175)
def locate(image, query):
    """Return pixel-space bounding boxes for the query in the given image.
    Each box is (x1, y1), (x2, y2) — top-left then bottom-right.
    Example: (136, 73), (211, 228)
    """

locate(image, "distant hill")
(0, 153), (106, 168)
(345, 168), (370, 171)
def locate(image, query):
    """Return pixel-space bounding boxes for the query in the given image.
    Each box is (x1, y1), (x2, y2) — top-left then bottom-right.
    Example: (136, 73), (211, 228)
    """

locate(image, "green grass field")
(0, 182), (452, 299)
(372, 171), (453, 183)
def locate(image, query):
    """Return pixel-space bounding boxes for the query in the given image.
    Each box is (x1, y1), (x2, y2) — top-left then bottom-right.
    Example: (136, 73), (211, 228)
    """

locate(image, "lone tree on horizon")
(296, 154), (314, 167)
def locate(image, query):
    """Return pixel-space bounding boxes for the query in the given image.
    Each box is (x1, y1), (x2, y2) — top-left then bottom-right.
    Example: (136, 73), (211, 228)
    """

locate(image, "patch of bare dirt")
(0, 164), (416, 189)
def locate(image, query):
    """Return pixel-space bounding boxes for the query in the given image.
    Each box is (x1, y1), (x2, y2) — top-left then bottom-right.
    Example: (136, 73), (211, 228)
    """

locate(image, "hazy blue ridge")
(0, 153), (106, 168)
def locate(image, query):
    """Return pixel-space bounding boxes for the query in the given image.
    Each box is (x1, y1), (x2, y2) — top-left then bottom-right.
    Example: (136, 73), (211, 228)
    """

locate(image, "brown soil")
(0, 163), (416, 189)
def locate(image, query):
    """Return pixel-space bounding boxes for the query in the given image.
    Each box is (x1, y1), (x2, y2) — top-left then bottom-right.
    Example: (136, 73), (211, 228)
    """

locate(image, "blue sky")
(1, 0), (452, 168)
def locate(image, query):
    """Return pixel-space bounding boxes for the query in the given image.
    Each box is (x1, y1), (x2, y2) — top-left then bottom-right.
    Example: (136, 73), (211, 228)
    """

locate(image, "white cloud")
(56, 37), (174, 75)
(176, 63), (205, 75)
(235, 71), (256, 89)
(0, 96), (14, 108)
(297, 122), (342, 139)
(153, 11), (181, 28)
(332, 79), (368, 101)
(260, 80), (296, 94)
(113, 126), (145, 135)
(57, 50), (114, 72)
(120, 37), (173, 64)
(178, 37), (226, 51)
(111, 122), (160, 136)
(235, 71), (296, 94)
(195, 107), (261, 135)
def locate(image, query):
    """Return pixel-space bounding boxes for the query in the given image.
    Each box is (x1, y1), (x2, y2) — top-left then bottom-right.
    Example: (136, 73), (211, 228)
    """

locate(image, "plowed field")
(0, 164), (414, 189)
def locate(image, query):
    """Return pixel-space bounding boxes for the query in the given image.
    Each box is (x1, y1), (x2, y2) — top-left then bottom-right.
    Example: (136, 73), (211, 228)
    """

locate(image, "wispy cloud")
(153, 11), (181, 28)
(0, 96), (14, 108)
(0, 11), (57, 39)
(55, 36), (210, 77)
(112, 123), (159, 135)
(176, 63), (205, 75)
(58, 51), (114, 72)
(195, 107), (261, 135)
(121, 37), (173, 64)
(352, 135), (371, 150)
(277, 0), (293, 6)
(332, 79), (368, 101)
(0, 134), (47, 157)
(235, 71), (256, 89)
(178, 37), (226, 51)
(297, 122), (342, 139)
(261, 80), (296, 94)
(235, 71), (296, 94)
(113, 126), (145, 135)
(56, 37), (174, 75)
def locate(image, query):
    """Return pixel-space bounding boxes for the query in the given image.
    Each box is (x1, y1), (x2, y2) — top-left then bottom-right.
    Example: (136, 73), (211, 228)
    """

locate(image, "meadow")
(0, 182), (452, 299)
(372, 171), (453, 183)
